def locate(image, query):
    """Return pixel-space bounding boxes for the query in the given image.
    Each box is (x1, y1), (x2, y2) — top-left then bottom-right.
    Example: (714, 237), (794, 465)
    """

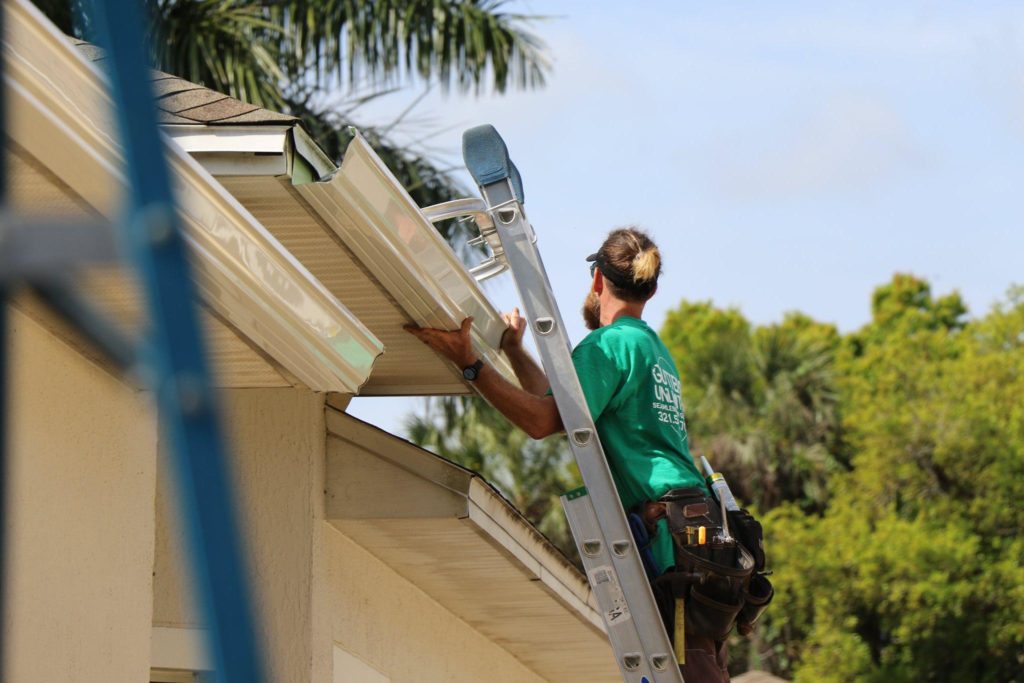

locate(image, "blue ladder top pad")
(463, 124), (525, 202)
(509, 161), (525, 204)
(463, 124), (510, 185)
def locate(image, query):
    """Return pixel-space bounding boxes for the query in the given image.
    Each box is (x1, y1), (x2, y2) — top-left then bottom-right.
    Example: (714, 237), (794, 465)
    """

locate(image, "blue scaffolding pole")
(0, 1), (267, 680)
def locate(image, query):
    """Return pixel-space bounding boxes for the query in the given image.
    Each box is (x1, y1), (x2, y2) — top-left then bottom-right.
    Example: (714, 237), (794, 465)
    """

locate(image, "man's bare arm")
(405, 316), (563, 439)
(473, 362), (562, 439)
(500, 307), (550, 397)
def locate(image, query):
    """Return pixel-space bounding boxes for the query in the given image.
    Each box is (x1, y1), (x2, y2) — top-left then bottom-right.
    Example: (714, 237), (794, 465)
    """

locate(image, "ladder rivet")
(497, 208), (517, 224)
(622, 654), (641, 671)
(571, 429), (592, 446)
(612, 541), (631, 557)
(652, 655), (670, 671)
(582, 540), (602, 557)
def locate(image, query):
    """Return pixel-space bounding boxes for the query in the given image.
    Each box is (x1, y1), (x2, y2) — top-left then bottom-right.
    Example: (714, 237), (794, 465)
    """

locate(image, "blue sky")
(347, 1), (1024, 433)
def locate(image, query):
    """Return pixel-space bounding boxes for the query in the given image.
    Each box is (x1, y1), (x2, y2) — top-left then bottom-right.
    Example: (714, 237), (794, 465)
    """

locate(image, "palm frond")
(280, 0), (550, 94)
(150, 0), (286, 109)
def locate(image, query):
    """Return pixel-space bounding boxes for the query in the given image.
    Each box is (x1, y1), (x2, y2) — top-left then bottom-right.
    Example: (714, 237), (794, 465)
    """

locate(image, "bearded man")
(406, 227), (730, 681)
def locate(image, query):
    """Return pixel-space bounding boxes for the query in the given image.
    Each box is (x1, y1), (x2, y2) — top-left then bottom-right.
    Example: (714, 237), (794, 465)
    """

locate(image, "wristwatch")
(462, 359), (485, 381)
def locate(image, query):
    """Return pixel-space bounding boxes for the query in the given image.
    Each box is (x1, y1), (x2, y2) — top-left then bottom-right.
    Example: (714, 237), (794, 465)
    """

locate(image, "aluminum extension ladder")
(460, 126), (684, 683)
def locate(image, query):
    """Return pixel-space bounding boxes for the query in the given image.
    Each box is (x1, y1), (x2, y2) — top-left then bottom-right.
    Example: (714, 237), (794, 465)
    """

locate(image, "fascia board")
(4, 0), (383, 393)
(162, 124), (291, 154)
(296, 135), (517, 387)
(189, 152), (288, 177)
(163, 126), (335, 182)
(150, 627), (212, 672)
(324, 409), (474, 499)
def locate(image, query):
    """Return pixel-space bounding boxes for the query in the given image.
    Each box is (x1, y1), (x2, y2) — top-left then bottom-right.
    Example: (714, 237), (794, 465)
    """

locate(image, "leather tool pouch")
(650, 487), (772, 641)
(727, 508), (774, 634)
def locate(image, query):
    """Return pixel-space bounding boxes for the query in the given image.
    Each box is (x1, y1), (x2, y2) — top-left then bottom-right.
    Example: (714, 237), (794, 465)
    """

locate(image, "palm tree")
(33, 0), (549, 226)
(662, 303), (844, 512)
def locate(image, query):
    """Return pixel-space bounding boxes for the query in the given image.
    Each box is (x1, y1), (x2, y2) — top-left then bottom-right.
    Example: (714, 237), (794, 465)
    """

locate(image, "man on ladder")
(407, 227), (730, 682)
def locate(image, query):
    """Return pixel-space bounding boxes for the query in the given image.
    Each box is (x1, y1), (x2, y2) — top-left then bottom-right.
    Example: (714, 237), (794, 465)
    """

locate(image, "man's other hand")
(404, 317), (476, 367)
(500, 307), (526, 352)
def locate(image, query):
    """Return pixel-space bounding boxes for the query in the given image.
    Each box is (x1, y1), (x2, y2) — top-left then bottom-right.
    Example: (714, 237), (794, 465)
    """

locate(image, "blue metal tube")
(0, 3), (11, 675)
(81, 1), (267, 681)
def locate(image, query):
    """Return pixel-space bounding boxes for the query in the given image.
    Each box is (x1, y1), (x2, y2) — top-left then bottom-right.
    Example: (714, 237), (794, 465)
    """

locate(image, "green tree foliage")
(661, 303), (844, 512)
(37, 0), (547, 100)
(762, 276), (1024, 681)
(662, 276), (1022, 680)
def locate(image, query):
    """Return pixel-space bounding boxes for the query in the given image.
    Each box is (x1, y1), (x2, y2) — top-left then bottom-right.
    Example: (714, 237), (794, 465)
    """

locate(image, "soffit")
(324, 411), (620, 683)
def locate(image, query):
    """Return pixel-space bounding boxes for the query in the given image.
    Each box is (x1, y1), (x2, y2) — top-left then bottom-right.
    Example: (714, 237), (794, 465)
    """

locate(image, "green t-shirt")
(572, 316), (707, 571)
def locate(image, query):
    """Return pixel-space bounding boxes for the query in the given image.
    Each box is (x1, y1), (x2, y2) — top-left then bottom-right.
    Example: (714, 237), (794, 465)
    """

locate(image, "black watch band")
(462, 359), (485, 381)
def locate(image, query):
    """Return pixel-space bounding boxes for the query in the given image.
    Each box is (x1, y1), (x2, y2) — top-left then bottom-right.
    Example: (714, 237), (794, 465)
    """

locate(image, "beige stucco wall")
(4, 307), (158, 683)
(3, 312), (552, 682)
(154, 388), (549, 683)
(319, 523), (547, 683)
(154, 387), (325, 682)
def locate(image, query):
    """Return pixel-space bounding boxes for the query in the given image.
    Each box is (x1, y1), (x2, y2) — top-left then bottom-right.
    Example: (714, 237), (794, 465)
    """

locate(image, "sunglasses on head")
(585, 252), (632, 288)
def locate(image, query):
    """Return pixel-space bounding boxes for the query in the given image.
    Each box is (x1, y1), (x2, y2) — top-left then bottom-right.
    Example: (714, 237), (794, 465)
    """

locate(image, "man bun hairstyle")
(596, 227), (661, 302)
(632, 244), (660, 284)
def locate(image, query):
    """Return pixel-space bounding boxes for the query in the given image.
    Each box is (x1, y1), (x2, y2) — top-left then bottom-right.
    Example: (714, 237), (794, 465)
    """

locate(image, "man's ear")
(593, 270), (604, 294)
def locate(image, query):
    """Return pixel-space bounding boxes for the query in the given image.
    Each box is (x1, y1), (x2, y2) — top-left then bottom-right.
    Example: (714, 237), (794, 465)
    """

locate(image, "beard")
(582, 290), (602, 331)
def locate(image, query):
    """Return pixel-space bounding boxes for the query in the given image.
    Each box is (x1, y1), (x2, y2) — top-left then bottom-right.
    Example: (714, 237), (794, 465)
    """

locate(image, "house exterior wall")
(154, 388), (546, 683)
(4, 308), (158, 683)
(153, 387), (324, 682)
(318, 523), (547, 683)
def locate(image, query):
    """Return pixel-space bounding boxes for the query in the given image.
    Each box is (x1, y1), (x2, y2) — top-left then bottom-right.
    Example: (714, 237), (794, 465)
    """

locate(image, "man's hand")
(404, 316), (476, 367)
(500, 307), (527, 353)
(405, 314), (562, 439)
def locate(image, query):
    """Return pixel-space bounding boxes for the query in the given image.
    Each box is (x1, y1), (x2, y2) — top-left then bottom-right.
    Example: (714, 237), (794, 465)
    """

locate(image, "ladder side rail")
(83, 1), (266, 681)
(476, 180), (683, 683)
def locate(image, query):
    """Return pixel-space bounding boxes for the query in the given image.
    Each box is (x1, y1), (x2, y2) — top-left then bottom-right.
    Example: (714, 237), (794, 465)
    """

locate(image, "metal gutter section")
(289, 126), (336, 181)
(296, 135), (517, 386)
(4, 0), (383, 393)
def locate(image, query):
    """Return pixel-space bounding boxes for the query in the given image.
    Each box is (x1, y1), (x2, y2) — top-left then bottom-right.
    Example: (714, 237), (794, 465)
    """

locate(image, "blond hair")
(632, 245), (661, 283)
(596, 227), (661, 301)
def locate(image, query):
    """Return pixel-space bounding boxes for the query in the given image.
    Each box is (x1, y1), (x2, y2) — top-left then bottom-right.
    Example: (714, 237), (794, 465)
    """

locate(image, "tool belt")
(646, 488), (774, 642)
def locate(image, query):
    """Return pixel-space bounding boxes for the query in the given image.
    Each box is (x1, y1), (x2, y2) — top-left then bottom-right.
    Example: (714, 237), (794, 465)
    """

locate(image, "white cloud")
(707, 94), (930, 200)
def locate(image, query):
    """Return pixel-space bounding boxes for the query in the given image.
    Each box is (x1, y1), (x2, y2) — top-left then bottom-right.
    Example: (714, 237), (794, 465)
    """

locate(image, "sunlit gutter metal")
(295, 134), (517, 385)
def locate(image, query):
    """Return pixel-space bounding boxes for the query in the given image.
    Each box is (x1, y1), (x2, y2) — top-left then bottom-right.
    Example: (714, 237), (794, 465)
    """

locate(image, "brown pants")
(680, 635), (729, 683)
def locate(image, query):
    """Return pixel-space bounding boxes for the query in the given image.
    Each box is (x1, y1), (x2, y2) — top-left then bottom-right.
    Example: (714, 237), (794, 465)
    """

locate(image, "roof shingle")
(70, 39), (297, 127)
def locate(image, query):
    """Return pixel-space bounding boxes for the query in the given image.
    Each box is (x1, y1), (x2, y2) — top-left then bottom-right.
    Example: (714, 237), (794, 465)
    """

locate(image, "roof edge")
(323, 409), (601, 629)
(5, 0), (383, 393)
